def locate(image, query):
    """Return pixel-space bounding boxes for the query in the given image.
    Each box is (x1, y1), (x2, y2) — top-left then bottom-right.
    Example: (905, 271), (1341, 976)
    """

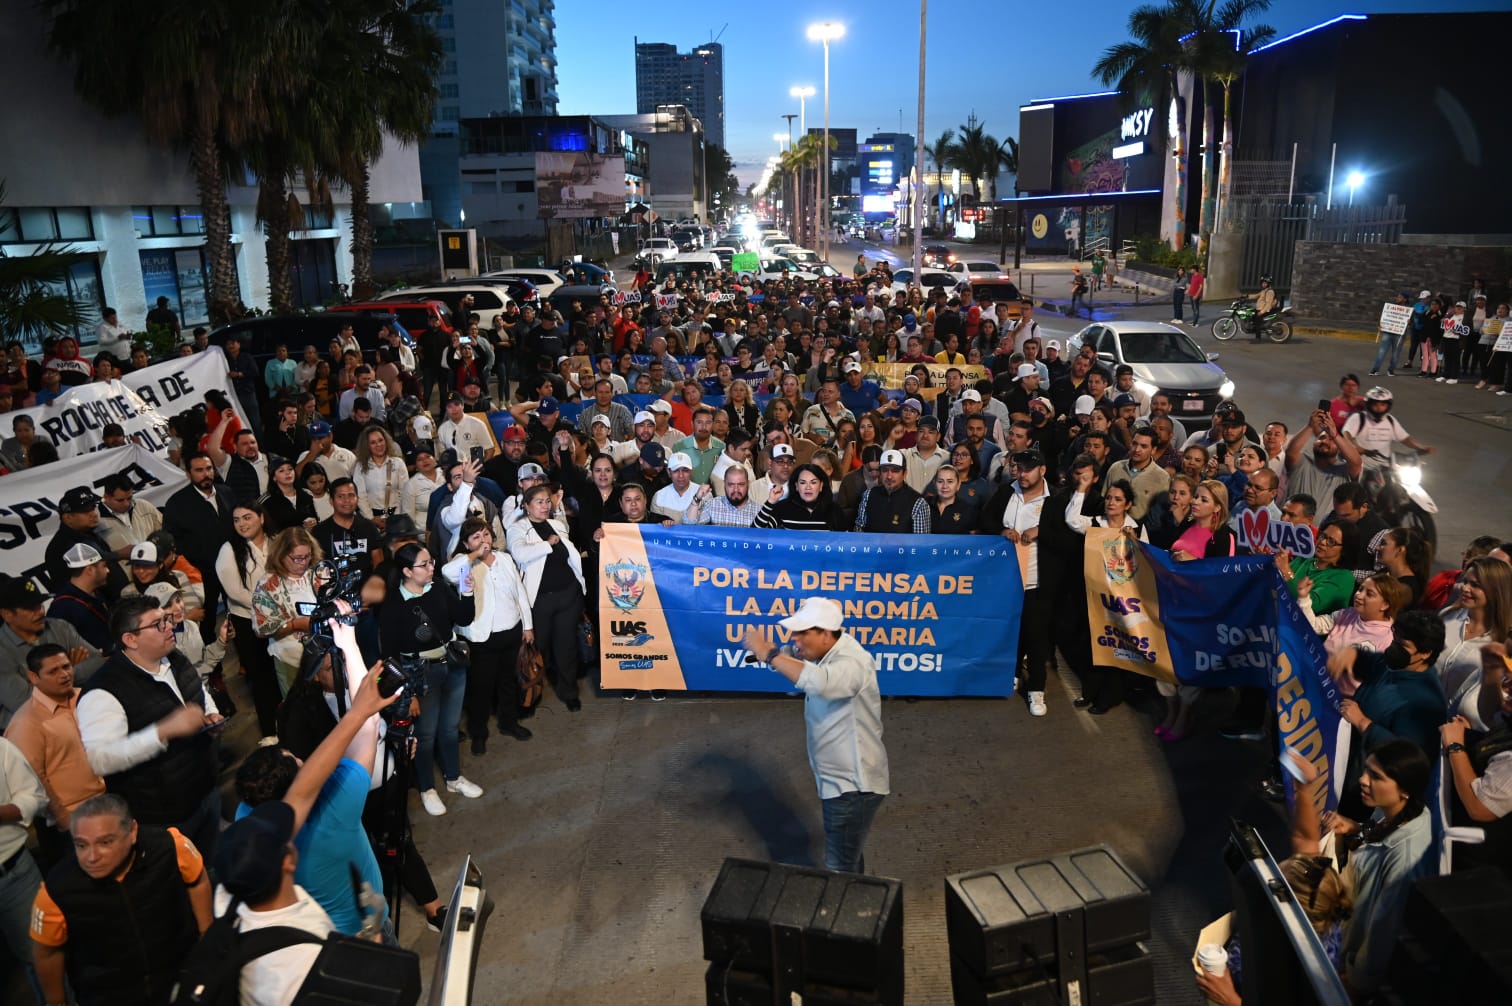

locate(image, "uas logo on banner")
(596, 524), (1021, 696)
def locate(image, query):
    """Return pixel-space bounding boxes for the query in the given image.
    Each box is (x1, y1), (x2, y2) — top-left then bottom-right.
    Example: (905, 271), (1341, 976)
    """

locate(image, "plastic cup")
(1197, 943), (1228, 1004)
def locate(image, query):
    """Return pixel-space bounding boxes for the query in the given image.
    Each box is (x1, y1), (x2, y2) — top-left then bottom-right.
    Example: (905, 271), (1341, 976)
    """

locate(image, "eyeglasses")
(409, 559), (436, 569)
(287, 553), (313, 564)
(132, 616), (175, 634)
(1317, 537), (1342, 548)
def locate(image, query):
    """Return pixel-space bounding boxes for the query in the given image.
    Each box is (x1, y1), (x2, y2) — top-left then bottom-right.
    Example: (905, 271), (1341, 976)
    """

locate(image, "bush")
(1126, 234), (1205, 271)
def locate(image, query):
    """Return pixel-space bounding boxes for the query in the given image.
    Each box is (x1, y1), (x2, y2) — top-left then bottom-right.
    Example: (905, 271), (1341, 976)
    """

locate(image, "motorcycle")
(1212, 300), (1292, 343)
(1362, 448), (1438, 552)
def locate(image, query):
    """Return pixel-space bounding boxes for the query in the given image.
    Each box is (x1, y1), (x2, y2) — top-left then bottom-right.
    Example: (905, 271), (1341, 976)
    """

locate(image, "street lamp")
(1346, 170), (1365, 206)
(789, 85), (815, 135)
(773, 132), (787, 152)
(806, 23), (844, 264)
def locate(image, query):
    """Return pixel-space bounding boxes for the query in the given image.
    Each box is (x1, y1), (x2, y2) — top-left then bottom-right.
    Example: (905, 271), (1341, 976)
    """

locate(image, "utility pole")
(912, 1), (927, 278)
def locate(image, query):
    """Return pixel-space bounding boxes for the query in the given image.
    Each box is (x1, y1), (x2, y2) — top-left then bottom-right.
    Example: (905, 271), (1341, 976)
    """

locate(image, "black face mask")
(1383, 642), (1412, 670)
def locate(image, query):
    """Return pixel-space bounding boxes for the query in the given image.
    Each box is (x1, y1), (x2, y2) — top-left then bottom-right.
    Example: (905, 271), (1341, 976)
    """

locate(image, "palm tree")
(981, 135), (1020, 201)
(925, 130), (957, 228)
(42, 1), (281, 324)
(0, 183), (92, 344)
(1094, 3), (1198, 251)
(1191, 2), (1275, 234)
(951, 118), (991, 206)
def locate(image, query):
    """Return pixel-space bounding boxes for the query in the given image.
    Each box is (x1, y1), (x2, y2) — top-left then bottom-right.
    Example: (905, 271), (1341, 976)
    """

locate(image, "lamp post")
(806, 23), (843, 264)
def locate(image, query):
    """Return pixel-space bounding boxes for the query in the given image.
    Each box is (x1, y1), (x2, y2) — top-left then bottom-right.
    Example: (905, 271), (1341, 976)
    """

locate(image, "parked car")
(482, 268), (567, 298)
(637, 237), (679, 265)
(737, 258), (819, 283)
(326, 299), (453, 339)
(1070, 321), (1236, 418)
(559, 260), (616, 286)
(655, 253), (724, 284)
(546, 283), (618, 318)
(212, 312), (396, 368)
(888, 268), (966, 298)
(923, 244), (956, 268)
(948, 259), (1012, 282)
(379, 282), (514, 328)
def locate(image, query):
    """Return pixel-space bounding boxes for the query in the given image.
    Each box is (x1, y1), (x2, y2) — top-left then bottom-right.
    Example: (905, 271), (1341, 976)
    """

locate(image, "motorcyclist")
(1339, 386), (1436, 477)
(1244, 276), (1279, 338)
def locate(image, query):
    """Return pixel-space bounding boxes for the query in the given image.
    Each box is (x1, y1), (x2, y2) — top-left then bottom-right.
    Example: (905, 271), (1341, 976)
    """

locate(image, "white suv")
(638, 237), (679, 264)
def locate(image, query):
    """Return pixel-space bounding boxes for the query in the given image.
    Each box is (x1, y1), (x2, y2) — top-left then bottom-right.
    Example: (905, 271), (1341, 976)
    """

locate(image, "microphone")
(745, 644), (789, 665)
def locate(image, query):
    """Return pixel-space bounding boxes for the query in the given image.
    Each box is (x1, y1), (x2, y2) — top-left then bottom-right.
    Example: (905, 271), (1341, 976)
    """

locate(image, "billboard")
(535, 151), (625, 219)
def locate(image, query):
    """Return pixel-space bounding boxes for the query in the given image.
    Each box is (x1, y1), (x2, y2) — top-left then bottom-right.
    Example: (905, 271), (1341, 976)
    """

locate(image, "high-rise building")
(634, 40), (724, 148)
(431, 0), (559, 136)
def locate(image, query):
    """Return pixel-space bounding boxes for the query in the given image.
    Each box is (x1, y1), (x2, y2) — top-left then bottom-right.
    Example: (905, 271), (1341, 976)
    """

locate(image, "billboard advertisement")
(535, 151), (626, 219)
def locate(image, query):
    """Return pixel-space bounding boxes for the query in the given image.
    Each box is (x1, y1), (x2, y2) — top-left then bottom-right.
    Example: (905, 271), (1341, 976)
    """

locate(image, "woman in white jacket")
(352, 425), (408, 533)
(403, 445), (446, 528)
(507, 483), (586, 711)
(213, 500), (280, 745)
(444, 516), (535, 752)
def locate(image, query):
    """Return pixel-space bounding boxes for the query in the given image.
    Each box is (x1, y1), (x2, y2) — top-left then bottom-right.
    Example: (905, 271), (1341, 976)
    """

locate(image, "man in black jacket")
(161, 452), (233, 642)
(46, 486), (128, 600)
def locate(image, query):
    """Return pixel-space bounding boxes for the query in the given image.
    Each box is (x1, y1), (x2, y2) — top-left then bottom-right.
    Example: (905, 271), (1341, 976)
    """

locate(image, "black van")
(211, 312), (397, 368)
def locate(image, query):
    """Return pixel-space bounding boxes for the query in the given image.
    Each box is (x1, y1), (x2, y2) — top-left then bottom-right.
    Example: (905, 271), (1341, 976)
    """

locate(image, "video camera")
(305, 554), (365, 637)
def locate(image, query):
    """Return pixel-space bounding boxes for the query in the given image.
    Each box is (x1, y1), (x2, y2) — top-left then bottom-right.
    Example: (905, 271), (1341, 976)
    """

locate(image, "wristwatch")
(1444, 742), (1467, 756)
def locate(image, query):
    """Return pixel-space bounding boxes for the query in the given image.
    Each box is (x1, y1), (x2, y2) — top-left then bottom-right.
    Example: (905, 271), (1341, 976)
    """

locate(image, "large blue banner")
(1275, 587), (1348, 815)
(596, 524), (1021, 696)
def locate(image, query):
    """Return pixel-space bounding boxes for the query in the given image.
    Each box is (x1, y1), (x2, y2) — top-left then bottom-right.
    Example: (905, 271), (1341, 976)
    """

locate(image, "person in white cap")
(838, 359), (887, 416)
(651, 452), (702, 523)
(854, 450), (931, 534)
(998, 363), (1043, 421)
(647, 398), (683, 452)
(1000, 447), (1052, 716)
(750, 442), (797, 505)
(742, 597), (889, 873)
(47, 544), (115, 653)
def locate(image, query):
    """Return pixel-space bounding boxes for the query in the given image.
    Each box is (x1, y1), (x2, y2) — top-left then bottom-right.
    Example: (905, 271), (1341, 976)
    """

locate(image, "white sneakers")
(446, 776), (483, 799)
(1028, 691), (1048, 717)
(419, 790), (446, 816)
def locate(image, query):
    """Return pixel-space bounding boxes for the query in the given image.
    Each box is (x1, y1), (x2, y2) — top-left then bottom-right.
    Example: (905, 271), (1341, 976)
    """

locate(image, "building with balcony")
(633, 40), (724, 148)
(431, 0), (559, 136)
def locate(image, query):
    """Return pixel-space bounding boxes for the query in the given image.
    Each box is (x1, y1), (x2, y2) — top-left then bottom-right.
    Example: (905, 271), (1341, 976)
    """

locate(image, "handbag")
(445, 638), (472, 667)
(577, 615), (596, 667)
(516, 640), (545, 709)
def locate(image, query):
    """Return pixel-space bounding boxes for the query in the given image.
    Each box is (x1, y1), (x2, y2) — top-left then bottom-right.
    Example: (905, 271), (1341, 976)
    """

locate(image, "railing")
(1224, 199), (1408, 291)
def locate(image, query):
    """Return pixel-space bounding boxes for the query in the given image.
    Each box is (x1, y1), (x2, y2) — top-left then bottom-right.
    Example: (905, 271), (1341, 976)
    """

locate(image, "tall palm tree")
(951, 118), (991, 205)
(1191, 2), (1275, 235)
(41, 0), (278, 324)
(981, 135), (1020, 201)
(925, 130), (957, 228)
(1094, 3), (1198, 251)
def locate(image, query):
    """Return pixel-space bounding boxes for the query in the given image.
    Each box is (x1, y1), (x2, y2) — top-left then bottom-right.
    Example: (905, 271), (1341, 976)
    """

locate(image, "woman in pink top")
(1297, 572), (1411, 660)
(1187, 267), (1206, 326)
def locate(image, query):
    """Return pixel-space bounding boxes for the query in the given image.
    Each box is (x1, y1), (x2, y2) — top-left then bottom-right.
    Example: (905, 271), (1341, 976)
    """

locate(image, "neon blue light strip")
(1251, 14), (1367, 54)
(1027, 89), (1120, 103)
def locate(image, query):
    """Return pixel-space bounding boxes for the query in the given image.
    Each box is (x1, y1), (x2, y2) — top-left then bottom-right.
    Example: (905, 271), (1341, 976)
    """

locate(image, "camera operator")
(379, 544), (478, 817)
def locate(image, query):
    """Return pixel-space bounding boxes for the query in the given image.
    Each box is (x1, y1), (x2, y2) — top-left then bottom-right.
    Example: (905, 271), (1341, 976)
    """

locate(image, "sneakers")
(445, 776), (483, 799)
(1387, 370), (1396, 377)
(419, 789), (446, 816)
(622, 690), (638, 701)
(1027, 691), (1047, 717)
(1435, 376), (1446, 382)
(1446, 378), (1458, 385)
(650, 690), (667, 702)
(1368, 370), (1379, 377)
(257, 735), (281, 748)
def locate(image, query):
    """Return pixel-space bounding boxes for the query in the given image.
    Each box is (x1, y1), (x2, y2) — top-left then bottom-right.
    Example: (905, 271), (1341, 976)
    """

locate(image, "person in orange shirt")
(4, 644), (106, 866)
(30, 793), (211, 1006)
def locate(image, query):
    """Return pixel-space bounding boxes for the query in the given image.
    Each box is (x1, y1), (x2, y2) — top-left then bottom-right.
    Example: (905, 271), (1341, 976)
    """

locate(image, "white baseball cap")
(667, 452), (694, 471)
(960, 388), (982, 403)
(842, 359), (862, 374)
(1417, 290), (1431, 299)
(1074, 394), (1097, 415)
(64, 543), (105, 568)
(143, 582), (181, 607)
(1045, 339), (1062, 352)
(779, 596), (845, 632)
(648, 400), (673, 414)
(879, 449), (906, 469)
(1016, 363), (1037, 380)
(770, 443), (795, 459)
(633, 410), (655, 424)
(129, 542), (159, 564)
(517, 462), (547, 480)
(591, 414), (612, 427)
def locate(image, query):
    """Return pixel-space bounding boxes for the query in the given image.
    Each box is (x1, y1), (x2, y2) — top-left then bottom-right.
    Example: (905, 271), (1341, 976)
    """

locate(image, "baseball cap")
(215, 802), (295, 902)
(917, 415), (941, 431)
(1029, 397), (1054, 413)
(500, 426), (526, 442)
(58, 486), (99, 514)
(147, 530), (176, 555)
(384, 514), (421, 540)
(1012, 447), (1045, 469)
(1074, 394), (1097, 415)
(1417, 289), (1431, 299)
(143, 582), (180, 608)
(1223, 409), (1247, 426)
(842, 359), (862, 374)
(901, 398), (923, 413)
(0, 577), (49, 609)
(308, 420), (332, 438)
(667, 452), (694, 472)
(960, 388), (982, 403)
(462, 374), (482, 388)
(648, 400), (673, 415)
(633, 410), (655, 425)
(778, 597), (845, 633)
(445, 392), (464, 405)
(537, 396), (560, 415)
(129, 542), (160, 565)
(63, 543), (105, 569)
(1112, 393), (1138, 408)
(1045, 339), (1062, 352)
(640, 443), (667, 468)
(591, 414), (612, 428)
(517, 462), (547, 480)
(1015, 364), (1037, 380)
(1215, 400), (1240, 416)
(879, 449), (906, 469)
(903, 313), (918, 329)
(769, 443), (795, 460)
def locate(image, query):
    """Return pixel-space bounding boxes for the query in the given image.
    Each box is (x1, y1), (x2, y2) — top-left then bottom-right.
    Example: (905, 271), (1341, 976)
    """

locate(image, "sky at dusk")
(555, 1), (1508, 187)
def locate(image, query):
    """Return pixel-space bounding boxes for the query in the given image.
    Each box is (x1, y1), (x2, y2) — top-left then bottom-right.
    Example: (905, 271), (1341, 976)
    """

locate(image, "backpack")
(170, 903), (323, 1006)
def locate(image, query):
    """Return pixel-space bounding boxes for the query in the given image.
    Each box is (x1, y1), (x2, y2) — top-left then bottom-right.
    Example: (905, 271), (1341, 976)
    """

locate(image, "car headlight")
(1219, 380), (1236, 399)
(1397, 465), (1422, 489)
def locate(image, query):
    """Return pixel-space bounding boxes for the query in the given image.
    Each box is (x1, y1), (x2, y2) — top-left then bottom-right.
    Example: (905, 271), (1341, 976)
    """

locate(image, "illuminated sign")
(1120, 108), (1154, 141)
(1111, 141), (1145, 160)
(861, 194), (895, 213)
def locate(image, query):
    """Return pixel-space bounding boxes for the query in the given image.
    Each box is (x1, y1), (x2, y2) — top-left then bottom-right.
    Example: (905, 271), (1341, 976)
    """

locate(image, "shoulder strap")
(238, 925), (325, 964)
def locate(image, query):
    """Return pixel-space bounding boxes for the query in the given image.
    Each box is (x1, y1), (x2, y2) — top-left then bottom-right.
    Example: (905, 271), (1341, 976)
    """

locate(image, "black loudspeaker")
(944, 846), (1151, 1006)
(701, 858), (904, 1006)
(1385, 868), (1512, 1003)
(292, 934), (421, 1006)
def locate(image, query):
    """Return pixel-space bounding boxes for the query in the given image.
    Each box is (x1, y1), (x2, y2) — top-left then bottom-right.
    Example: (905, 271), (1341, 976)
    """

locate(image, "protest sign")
(1275, 589), (1348, 815)
(1234, 509), (1316, 558)
(10, 348), (246, 461)
(873, 362), (988, 390)
(610, 290), (643, 306)
(1082, 528), (1275, 686)
(1377, 302), (1412, 336)
(731, 252), (759, 275)
(0, 444), (188, 591)
(596, 524), (1020, 696)
(1486, 318), (1512, 354)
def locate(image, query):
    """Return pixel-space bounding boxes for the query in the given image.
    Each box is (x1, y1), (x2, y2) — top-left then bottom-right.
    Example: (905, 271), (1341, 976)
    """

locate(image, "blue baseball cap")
(640, 442), (666, 468)
(308, 420), (331, 438)
(538, 396), (560, 415)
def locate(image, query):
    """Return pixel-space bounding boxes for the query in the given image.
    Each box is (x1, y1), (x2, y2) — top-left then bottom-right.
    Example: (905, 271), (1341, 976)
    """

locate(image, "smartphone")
(199, 713), (230, 734)
(295, 601), (318, 616)
(459, 336), (472, 345)
(1317, 399), (1330, 413)
(469, 445), (485, 465)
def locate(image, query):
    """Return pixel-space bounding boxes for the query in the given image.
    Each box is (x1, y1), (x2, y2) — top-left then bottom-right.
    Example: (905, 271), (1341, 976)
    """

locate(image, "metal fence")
(1226, 199), (1408, 291)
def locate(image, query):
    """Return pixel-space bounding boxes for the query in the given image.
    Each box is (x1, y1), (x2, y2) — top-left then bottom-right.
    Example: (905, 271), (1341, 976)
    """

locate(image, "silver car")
(1073, 321), (1235, 418)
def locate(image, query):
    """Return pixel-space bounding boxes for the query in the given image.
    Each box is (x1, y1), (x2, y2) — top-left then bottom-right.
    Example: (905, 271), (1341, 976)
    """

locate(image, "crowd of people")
(1369, 285), (1510, 391)
(0, 256), (1507, 1004)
